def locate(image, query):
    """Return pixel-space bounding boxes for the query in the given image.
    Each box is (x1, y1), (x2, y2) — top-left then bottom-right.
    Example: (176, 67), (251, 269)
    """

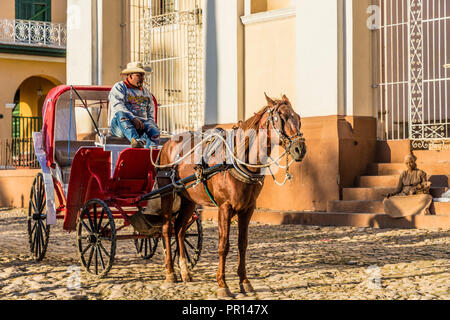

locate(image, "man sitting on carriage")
(108, 61), (160, 148)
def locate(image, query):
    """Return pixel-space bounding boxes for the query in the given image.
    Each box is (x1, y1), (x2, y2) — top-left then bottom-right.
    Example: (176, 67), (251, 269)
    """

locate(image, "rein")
(150, 102), (305, 188)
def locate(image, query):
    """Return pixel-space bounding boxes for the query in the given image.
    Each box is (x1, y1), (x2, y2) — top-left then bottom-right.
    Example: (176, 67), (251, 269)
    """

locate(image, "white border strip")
(241, 7), (296, 25)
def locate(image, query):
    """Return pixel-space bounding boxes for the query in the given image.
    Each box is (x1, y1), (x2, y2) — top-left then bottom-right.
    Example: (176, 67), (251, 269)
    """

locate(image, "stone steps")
(200, 208), (450, 230)
(327, 200), (450, 216)
(356, 174), (450, 188)
(343, 187), (449, 201)
(367, 162), (450, 176)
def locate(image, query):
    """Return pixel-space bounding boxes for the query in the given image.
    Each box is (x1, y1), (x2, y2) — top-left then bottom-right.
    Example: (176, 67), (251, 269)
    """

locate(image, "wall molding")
(240, 7), (296, 25)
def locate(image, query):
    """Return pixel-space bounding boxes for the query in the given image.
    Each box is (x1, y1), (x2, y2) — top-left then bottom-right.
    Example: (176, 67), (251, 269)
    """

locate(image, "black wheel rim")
(163, 211), (203, 271)
(77, 199), (116, 278)
(134, 236), (159, 259)
(27, 173), (50, 261)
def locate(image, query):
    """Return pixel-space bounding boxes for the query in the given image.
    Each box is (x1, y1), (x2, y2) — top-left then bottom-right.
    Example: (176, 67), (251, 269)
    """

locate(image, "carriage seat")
(103, 134), (170, 146)
(104, 134), (131, 145)
(54, 140), (97, 167)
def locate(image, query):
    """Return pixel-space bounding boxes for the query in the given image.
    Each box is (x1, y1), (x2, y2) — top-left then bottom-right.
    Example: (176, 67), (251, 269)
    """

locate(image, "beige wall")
(0, 0), (66, 22)
(251, 0), (292, 13)
(102, 0), (123, 85)
(0, 0), (15, 19)
(0, 57), (65, 139)
(52, 0), (67, 23)
(244, 16), (296, 118)
(352, 0), (375, 117)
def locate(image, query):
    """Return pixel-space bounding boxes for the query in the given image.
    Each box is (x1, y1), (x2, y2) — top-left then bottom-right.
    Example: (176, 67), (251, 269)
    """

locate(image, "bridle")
(265, 103), (305, 154)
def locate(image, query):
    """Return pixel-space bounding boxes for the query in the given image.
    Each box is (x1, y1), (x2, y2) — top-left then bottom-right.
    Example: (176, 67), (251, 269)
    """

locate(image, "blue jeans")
(110, 112), (160, 148)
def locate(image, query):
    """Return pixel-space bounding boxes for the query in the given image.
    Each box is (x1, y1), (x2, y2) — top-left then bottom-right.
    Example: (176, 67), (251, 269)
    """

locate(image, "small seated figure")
(386, 154), (431, 198)
(383, 154), (432, 218)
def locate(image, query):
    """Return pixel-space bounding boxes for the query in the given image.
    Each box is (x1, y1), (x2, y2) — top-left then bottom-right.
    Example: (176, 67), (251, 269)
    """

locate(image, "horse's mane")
(238, 99), (285, 131)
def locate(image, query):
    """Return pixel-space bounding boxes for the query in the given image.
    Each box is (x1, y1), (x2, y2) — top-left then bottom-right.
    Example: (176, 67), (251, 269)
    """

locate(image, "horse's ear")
(282, 94), (290, 102)
(264, 92), (275, 107)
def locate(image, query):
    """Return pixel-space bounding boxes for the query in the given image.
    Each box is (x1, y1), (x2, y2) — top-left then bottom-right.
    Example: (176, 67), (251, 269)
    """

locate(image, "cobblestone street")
(0, 208), (449, 300)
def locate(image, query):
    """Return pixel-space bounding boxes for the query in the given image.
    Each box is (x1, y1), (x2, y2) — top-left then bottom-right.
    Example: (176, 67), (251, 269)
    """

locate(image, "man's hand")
(132, 117), (144, 130)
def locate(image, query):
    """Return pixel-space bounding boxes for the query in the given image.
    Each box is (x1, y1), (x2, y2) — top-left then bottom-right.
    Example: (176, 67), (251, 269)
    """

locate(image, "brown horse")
(157, 94), (306, 297)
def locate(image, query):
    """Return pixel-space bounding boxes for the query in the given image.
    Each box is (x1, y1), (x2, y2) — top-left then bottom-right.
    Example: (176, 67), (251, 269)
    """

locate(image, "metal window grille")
(129, 0), (204, 135)
(375, 0), (450, 148)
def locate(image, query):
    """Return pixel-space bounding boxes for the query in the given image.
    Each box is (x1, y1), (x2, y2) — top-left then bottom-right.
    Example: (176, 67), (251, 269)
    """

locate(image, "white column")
(296, 0), (339, 117)
(204, 0), (244, 125)
(344, 0), (353, 116)
(66, 0), (93, 85)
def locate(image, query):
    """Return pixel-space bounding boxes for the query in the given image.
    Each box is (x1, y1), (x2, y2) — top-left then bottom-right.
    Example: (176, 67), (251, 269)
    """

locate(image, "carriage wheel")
(27, 173), (50, 262)
(76, 199), (116, 278)
(134, 236), (159, 260)
(163, 209), (203, 271)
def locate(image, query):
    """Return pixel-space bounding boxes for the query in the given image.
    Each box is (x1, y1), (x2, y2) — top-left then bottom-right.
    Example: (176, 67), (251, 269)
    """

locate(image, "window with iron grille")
(152, 0), (178, 16)
(15, 0), (51, 22)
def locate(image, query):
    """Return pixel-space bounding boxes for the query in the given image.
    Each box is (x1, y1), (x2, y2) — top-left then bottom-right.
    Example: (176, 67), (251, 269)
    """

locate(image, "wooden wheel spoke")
(184, 245), (192, 265)
(185, 233), (198, 237)
(86, 245), (95, 270)
(97, 245), (106, 270)
(94, 247), (99, 274)
(81, 242), (93, 256)
(86, 210), (95, 232)
(30, 195), (38, 214)
(93, 204), (98, 231)
(184, 238), (195, 250)
(81, 219), (92, 234)
(99, 242), (111, 259)
(97, 208), (104, 231)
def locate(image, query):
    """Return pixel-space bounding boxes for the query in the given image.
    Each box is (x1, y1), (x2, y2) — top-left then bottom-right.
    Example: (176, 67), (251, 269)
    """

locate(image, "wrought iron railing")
(0, 18), (66, 49)
(12, 116), (42, 139)
(0, 138), (39, 169)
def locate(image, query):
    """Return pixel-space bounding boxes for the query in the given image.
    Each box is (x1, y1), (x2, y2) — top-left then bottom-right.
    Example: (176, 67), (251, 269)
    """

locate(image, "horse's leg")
(175, 199), (195, 282)
(216, 203), (233, 297)
(161, 195), (177, 283)
(237, 206), (255, 294)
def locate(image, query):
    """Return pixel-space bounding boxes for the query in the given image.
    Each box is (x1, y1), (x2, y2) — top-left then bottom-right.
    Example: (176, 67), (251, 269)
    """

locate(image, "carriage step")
(199, 208), (450, 230)
(327, 200), (450, 216)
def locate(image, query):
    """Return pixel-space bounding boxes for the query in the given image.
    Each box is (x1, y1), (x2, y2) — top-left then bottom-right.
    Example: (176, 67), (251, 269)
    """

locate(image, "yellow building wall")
(244, 16), (296, 118)
(51, 0), (67, 23)
(251, 0), (292, 13)
(0, 57), (65, 139)
(353, 0), (375, 117)
(102, 0), (124, 85)
(0, 1), (15, 19)
(18, 76), (57, 118)
(0, 0), (66, 21)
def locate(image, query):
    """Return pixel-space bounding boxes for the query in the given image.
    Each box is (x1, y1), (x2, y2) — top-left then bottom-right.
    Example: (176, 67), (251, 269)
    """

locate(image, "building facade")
(0, 0), (66, 169)
(2, 0), (449, 223)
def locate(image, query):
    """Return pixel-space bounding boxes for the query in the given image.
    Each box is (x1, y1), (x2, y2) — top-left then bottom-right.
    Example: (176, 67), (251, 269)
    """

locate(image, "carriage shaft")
(136, 163), (232, 203)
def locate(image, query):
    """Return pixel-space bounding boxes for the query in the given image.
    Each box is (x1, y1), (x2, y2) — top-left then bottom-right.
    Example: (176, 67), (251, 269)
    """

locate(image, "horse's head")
(264, 93), (306, 162)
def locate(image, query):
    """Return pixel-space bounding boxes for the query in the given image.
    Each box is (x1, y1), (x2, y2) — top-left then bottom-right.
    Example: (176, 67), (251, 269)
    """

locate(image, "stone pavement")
(0, 208), (448, 300)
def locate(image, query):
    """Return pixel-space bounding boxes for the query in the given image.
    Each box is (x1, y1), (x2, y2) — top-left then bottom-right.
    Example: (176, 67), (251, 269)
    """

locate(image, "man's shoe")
(131, 138), (145, 148)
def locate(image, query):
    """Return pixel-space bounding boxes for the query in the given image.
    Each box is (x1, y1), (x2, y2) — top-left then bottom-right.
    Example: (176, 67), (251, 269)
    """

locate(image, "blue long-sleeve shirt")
(108, 81), (157, 128)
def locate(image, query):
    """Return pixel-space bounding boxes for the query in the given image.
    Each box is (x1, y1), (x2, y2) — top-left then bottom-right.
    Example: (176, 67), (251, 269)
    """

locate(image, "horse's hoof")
(181, 272), (193, 283)
(239, 282), (255, 294)
(217, 287), (233, 298)
(165, 273), (178, 283)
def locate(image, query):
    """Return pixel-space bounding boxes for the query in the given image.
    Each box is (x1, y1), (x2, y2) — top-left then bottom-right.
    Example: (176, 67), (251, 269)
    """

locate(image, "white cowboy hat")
(121, 61), (152, 75)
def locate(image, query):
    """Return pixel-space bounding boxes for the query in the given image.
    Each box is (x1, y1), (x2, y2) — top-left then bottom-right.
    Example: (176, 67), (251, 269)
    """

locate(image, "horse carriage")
(27, 85), (205, 278)
(28, 84), (306, 296)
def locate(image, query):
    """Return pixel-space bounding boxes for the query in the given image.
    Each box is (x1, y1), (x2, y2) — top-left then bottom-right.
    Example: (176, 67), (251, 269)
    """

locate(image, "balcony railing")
(0, 18), (66, 49)
(0, 138), (39, 169)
